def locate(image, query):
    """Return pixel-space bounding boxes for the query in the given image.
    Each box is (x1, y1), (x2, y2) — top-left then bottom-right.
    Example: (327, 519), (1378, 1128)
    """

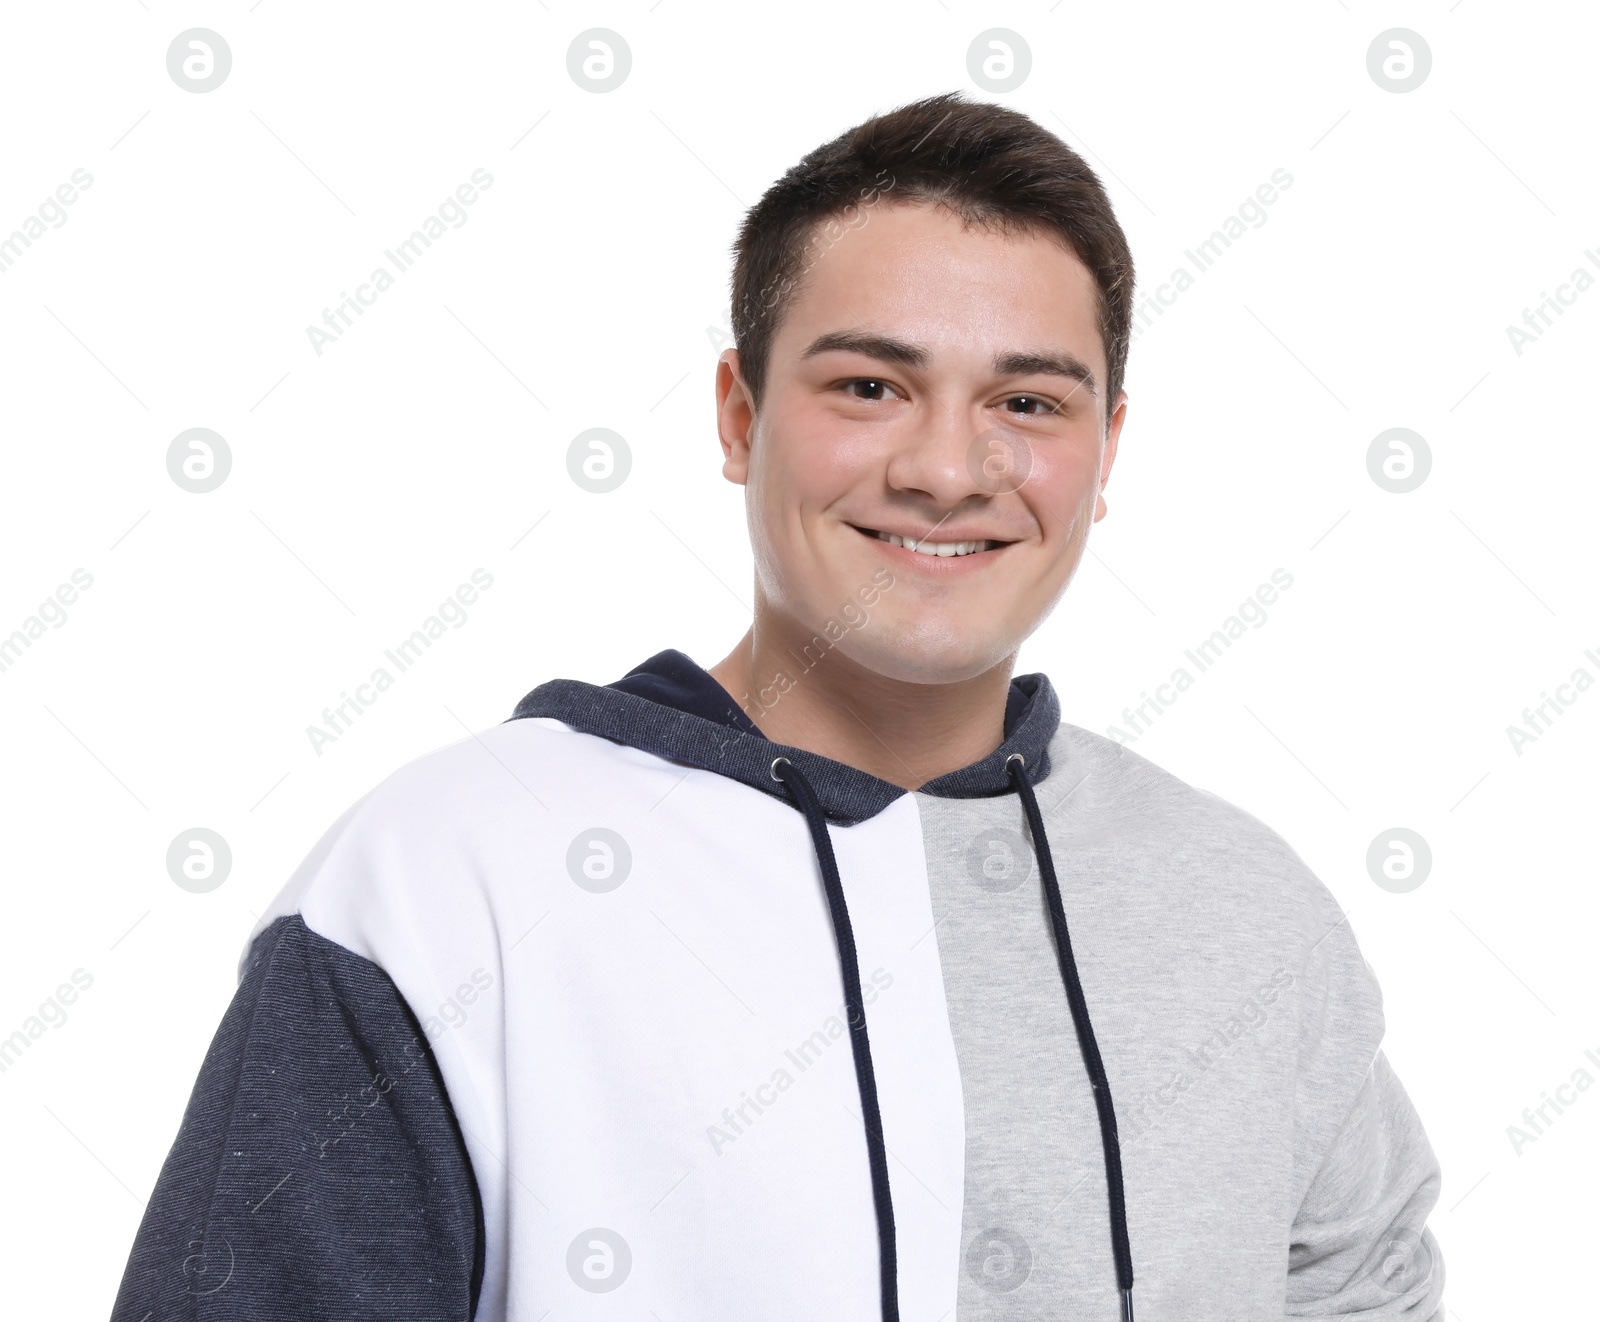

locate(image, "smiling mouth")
(852, 525), (1011, 558)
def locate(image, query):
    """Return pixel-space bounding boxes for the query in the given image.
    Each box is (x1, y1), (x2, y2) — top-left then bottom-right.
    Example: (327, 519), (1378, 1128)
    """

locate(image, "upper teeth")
(876, 531), (992, 557)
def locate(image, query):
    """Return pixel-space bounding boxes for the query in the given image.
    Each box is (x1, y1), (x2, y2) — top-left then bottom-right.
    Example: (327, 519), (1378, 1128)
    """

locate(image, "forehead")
(772, 200), (1104, 373)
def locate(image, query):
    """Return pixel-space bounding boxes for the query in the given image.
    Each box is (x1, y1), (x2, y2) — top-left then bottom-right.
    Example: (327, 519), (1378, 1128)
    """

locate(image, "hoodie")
(111, 650), (1445, 1321)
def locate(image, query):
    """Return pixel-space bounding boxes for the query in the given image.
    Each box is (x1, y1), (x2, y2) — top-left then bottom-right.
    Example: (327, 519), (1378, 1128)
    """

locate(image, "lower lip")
(859, 532), (1013, 573)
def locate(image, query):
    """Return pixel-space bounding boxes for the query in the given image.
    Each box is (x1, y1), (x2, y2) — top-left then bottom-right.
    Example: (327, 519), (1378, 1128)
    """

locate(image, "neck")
(708, 614), (1016, 791)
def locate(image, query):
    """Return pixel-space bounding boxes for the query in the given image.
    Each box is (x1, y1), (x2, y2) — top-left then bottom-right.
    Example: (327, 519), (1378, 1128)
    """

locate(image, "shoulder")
(1044, 719), (1356, 958)
(243, 716), (682, 973)
(342, 714), (665, 823)
(1047, 720), (1309, 866)
(1045, 719), (1387, 1078)
(308, 714), (680, 850)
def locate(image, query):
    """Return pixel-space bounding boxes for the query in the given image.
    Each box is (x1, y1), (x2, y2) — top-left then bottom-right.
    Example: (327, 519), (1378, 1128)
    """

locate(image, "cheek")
(1021, 435), (1103, 524)
(754, 413), (881, 523)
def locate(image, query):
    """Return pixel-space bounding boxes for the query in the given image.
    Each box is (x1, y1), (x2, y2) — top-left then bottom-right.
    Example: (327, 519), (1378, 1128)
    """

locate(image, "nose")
(882, 397), (994, 512)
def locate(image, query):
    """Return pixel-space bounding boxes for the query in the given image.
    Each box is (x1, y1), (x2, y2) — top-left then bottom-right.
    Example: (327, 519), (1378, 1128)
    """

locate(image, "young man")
(113, 94), (1445, 1320)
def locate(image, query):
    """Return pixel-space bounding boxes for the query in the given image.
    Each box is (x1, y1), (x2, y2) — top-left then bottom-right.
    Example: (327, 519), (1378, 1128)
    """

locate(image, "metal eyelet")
(1005, 752), (1026, 770)
(769, 756), (791, 782)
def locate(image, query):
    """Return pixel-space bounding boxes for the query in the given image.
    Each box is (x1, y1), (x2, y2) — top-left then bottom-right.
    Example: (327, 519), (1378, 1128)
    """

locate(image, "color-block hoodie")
(111, 650), (1445, 1321)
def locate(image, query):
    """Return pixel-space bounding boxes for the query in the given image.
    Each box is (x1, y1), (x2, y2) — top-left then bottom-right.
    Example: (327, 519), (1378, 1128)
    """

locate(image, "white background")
(1, 2), (1595, 1316)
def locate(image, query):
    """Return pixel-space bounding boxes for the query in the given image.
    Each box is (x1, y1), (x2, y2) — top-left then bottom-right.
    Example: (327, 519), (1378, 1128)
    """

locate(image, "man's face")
(717, 200), (1125, 685)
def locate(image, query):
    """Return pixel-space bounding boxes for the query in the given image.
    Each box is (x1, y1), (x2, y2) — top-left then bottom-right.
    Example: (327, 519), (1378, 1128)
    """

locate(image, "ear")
(716, 349), (756, 486)
(1093, 389), (1127, 523)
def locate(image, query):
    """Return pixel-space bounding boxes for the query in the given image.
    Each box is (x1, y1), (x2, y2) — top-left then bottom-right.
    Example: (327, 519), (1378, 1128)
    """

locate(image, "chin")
(835, 615), (1019, 687)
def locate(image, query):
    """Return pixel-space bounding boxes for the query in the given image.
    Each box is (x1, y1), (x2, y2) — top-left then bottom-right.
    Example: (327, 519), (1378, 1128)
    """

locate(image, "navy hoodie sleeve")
(110, 914), (484, 1321)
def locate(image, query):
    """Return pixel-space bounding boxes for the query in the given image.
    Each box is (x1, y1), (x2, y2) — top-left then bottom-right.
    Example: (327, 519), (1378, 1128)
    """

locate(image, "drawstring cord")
(1008, 752), (1136, 1322)
(773, 751), (1134, 1322)
(771, 756), (900, 1322)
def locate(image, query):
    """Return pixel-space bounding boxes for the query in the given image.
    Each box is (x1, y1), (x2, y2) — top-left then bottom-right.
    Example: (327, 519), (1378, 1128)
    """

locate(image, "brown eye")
(1004, 395), (1051, 415)
(845, 379), (894, 401)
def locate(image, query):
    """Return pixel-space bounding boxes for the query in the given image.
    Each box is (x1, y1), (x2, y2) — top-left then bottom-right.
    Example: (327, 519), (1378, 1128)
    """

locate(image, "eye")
(1001, 394), (1055, 415)
(841, 378), (901, 402)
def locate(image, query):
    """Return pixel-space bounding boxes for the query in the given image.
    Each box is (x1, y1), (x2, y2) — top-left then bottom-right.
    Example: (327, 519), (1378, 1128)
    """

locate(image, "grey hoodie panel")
(916, 723), (1444, 1320)
(1287, 1051), (1444, 1317)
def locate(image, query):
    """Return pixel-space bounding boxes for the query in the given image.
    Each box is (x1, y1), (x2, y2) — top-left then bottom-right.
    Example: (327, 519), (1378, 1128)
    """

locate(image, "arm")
(110, 915), (484, 1320)
(1287, 1049), (1443, 1316)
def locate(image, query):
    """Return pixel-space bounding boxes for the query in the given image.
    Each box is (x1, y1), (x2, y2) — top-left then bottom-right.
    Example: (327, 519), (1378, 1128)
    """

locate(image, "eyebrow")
(801, 330), (1098, 397)
(802, 329), (928, 370)
(993, 350), (1098, 397)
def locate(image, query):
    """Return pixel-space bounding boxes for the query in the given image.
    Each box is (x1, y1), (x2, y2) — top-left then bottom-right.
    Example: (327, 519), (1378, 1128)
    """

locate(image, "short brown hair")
(730, 92), (1136, 418)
